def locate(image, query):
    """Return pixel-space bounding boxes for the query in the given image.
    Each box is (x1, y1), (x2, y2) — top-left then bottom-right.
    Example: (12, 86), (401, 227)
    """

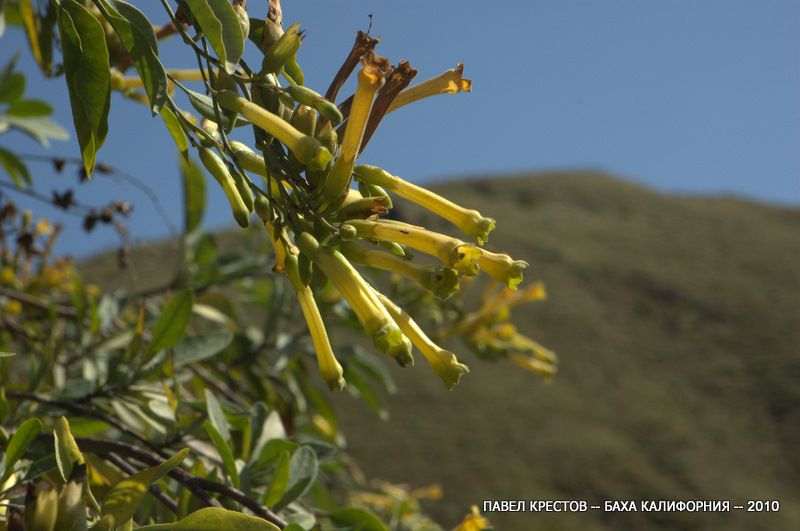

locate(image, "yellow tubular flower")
(296, 233), (414, 367)
(388, 64), (472, 114)
(355, 164), (495, 244)
(216, 90), (332, 171)
(340, 241), (460, 300)
(319, 51), (390, 210)
(284, 254), (345, 390)
(375, 291), (469, 390)
(508, 351), (557, 379)
(477, 249), (529, 290)
(452, 505), (491, 531)
(510, 334), (558, 365)
(347, 219), (482, 276)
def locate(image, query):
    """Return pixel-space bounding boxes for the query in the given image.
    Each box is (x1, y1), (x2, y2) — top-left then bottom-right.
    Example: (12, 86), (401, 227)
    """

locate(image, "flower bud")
(199, 148), (250, 228)
(261, 23), (302, 74)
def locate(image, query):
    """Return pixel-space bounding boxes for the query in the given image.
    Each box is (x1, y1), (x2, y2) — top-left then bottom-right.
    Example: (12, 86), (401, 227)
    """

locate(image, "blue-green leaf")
(274, 446), (318, 511)
(162, 106), (189, 158)
(135, 507), (280, 530)
(179, 155), (206, 233)
(262, 450), (290, 507)
(5, 99), (52, 117)
(94, 0), (168, 114)
(173, 330), (231, 367)
(1, 417), (42, 483)
(0, 146), (30, 187)
(57, 0), (110, 178)
(149, 290), (193, 354)
(183, 0), (244, 74)
(204, 388), (231, 443)
(204, 420), (239, 488)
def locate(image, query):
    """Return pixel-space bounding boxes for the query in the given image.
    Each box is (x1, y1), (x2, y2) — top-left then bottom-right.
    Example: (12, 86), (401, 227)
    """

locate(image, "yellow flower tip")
(373, 324), (414, 367)
(360, 50), (392, 83)
(421, 265), (461, 300)
(478, 250), (528, 290)
(325, 373), (347, 392)
(451, 244), (482, 276)
(450, 64), (472, 93)
(4, 300), (22, 315)
(1, 267), (16, 285)
(34, 219), (53, 237)
(433, 351), (470, 390)
(452, 505), (490, 531)
(508, 352), (557, 379)
(468, 215), (495, 245)
(521, 281), (547, 302)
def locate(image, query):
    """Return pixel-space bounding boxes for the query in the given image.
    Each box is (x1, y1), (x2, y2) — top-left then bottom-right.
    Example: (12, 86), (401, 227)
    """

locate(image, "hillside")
(80, 172), (800, 530)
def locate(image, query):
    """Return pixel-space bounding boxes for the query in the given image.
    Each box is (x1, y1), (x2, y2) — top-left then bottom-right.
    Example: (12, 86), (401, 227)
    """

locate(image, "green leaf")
(101, 448), (190, 527)
(162, 106), (189, 158)
(149, 290), (193, 354)
(180, 155), (206, 233)
(57, 0), (110, 178)
(204, 388), (231, 443)
(1, 417), (42, 482)
(1, 115), (69, 147)
(0, 146), (31, 187)
(274, 446), (318, 511)
(204, 420), (239, 488)
(94, 0), (168, 114)
(173, 330), (232, 367)
(5, 99), (52, 117)
(183, 0), (244, 74)
(54, 416), (85, 482)
(329, 507), (389, 531)
(262, 450), (290, 507)
(135, 507), (280, 530)
(0, 72), (23, 103)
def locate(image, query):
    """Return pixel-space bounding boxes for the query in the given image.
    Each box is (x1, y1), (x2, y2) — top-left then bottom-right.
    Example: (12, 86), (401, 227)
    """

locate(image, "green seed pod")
(315, 120), (338, 153)
(378, 240), (411, 258)
(298, 252), (313, 286)
(254, 193), (271, 221)
(285, 84), (321, 107)
(211, 70), (239, 131)
(314, 99), (343, 125)
(339, 223), (358, 240)
(356, 181), (393, 209)
(199, 148), (250, 228)
(231, 170), (255, 213)
(262, 23), (302, 74)
(291, 104), (317, 137)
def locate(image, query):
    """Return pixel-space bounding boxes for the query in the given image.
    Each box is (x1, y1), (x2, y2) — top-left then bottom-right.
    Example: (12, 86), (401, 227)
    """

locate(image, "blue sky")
(1, 1), (799, 257)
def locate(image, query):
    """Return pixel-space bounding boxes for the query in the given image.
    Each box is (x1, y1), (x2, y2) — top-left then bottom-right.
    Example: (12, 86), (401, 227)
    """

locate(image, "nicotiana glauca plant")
(0, 1), (557, 529)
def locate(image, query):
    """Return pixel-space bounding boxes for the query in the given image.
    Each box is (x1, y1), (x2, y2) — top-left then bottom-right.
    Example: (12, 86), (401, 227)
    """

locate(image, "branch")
(6, 391), (168, 458)
(0, 286), (78, 318)
(32, 435), (287, 529)
(104, 452), (178, 515)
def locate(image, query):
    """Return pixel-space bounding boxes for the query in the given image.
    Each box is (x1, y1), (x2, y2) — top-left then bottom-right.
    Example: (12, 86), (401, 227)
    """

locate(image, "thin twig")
(6, 391), (168, 458)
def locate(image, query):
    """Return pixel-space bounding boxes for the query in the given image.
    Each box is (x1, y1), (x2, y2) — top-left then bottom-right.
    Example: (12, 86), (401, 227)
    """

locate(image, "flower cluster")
(155, 5), (541, 391)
